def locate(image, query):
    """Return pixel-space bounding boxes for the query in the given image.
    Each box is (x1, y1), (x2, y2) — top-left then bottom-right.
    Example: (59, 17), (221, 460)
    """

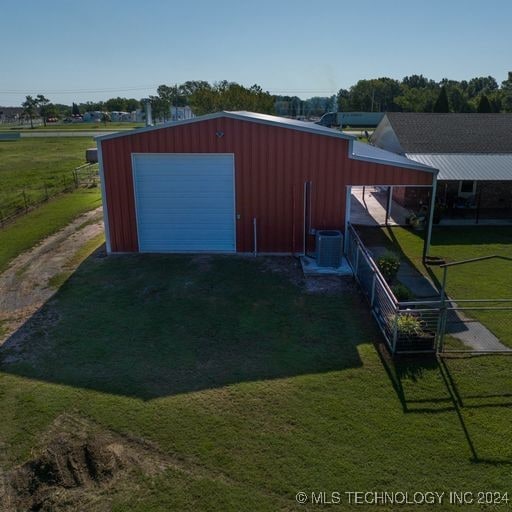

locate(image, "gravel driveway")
(0, 207), (104, 344)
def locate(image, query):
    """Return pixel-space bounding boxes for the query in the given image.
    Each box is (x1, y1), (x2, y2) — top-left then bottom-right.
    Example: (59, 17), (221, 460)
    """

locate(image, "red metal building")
(97, 112), (436, 255)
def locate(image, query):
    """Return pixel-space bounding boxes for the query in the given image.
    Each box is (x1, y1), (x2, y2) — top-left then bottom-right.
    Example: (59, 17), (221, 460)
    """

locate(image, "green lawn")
(1, 254), (510, 510)
(357, 225), (512, 347)
(0, 137), (96, 218)
(0, 189), (101, 273)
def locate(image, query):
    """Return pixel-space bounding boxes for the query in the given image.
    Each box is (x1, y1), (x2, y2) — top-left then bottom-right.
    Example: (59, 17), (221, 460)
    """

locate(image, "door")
(132, 153), (235, 252)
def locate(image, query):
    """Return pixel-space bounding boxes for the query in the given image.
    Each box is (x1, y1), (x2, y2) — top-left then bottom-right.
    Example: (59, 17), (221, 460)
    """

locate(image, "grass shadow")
(0, 252), (372, 401)
(377, 340), (512, 464)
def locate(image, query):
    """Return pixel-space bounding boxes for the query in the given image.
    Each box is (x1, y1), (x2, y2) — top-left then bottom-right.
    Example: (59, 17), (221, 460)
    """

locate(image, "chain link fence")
(0, 163), (98, 227)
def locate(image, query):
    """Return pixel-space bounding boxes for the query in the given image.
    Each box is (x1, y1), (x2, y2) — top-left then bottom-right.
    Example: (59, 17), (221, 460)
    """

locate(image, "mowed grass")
(0, 137), (95, 214)
(357, 225), (512, 346)
(0, 189), (101, 273)
(1, 254), (511, 510)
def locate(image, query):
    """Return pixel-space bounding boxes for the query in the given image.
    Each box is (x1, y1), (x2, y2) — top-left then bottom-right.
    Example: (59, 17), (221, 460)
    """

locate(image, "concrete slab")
(350, 187), (410, 226)
(300, 256), (353, 276)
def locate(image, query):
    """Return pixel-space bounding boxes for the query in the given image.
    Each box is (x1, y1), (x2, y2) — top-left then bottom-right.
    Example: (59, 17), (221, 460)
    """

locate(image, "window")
(458, 180), (476, 196)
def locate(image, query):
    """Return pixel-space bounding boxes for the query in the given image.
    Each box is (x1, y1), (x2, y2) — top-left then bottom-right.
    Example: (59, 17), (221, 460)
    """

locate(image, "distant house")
(170, 106), (194, 121)
(0, 107), (23, 123)
(82, 111), (104, 122)
(371, 113), (512, 221)
(110, 111), (131, 122)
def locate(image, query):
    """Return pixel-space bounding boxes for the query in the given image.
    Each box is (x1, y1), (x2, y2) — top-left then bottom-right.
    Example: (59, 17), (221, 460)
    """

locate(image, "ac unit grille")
(316, 230), (343, 267)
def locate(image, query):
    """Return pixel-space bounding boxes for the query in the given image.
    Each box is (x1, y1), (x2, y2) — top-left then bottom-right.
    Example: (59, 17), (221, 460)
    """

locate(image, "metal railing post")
(354, 243), (360, 279)
(392, 309), (399, 354)
(370, 273), (377, 308)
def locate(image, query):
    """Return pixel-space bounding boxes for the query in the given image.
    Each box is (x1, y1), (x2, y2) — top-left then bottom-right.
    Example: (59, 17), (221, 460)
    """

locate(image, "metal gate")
(439, 300), (512, 354)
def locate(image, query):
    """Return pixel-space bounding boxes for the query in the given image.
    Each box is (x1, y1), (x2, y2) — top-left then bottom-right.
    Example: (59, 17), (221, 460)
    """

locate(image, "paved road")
(19, 130), (123, 138)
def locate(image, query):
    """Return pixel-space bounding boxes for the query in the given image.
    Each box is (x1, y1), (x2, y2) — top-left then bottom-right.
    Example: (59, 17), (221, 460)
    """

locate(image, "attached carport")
(345, 141), (438, 258)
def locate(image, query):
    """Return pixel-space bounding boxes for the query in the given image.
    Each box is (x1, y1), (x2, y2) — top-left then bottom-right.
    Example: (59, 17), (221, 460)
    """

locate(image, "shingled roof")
(383, 113), (512, 153)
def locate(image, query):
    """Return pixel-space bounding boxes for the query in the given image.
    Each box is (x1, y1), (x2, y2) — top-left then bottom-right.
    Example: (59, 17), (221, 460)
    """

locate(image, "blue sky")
(1, 0), (511, 106)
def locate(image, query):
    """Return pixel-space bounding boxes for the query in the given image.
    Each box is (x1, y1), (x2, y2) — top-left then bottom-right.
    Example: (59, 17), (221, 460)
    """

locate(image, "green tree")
(394, 86), (438, 112)
(500, 72), (512, 112)
(346, 78), (401, 112)
(21, 95), (39, 128)
(467, 76), (498, 99)
(36, 94), (51, 126)
(72, 102), (81, 116)
(336, 88), (350, 111)
(477, 94), (493, 113)
(433, 86), (450, 112)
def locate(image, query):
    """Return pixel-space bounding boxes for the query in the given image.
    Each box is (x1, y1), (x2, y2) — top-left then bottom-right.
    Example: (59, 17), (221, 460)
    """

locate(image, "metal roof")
(95, 110), (436, 174)
(406, 153), (512, 181)
(96, 111), (356, 142)
(352, 141), (437, 173)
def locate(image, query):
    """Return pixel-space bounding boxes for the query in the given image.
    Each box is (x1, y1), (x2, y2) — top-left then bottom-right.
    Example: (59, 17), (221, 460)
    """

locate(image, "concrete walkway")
(444, 307), (512, 352)
(350, 187), (409, 226)
(368, 246), (439, 299)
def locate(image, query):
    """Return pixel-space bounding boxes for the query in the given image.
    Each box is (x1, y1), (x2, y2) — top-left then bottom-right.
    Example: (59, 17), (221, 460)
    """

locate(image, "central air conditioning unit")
(316, 230), (343, 267)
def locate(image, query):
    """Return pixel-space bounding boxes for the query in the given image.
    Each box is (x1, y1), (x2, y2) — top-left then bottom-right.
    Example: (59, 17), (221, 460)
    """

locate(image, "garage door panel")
(133, 154), (235, 253)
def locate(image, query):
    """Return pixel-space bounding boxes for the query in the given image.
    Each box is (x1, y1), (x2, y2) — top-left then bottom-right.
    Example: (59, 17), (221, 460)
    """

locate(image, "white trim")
(97, 141), (112, 254)
(95, 111), (355, 143)
(348, 139), (438, 174)
(130, 153), (141, 252)
(131, 152), (236, 253)
(458, 179), (477, 197)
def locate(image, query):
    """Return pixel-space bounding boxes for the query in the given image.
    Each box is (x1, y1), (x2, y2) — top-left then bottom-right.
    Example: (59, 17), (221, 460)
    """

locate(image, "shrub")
(395, 313), (424, 337)
(391, 283), (413, 301)
(377, 252), (400, 282)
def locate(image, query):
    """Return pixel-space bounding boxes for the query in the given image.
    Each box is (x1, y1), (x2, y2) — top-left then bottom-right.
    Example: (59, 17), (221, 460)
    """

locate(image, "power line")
(0, 86), (338, 95)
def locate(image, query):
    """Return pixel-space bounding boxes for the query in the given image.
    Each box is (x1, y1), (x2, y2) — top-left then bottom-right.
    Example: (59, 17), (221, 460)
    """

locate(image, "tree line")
(18, 73), (512, 126)
(337, 73), (512, 113)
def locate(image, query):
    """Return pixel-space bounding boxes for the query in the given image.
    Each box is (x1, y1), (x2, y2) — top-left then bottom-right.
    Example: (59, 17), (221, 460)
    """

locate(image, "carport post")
(344, 186), (351, 254)
(385, 186), (393, 225)
(423, 174), (438, 262)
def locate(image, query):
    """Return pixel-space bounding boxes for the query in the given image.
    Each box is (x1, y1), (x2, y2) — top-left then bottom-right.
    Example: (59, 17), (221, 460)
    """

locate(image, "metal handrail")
(347, 224), (398, 306)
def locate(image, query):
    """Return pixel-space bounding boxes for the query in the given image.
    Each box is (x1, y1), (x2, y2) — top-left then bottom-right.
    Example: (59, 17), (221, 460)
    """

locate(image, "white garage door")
(133, 154), (235, 252)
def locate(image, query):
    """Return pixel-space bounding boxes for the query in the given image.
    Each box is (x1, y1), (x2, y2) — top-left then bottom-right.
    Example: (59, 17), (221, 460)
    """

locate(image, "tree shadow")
(0, 251), (369, 401)
(376, 341), (512, 465)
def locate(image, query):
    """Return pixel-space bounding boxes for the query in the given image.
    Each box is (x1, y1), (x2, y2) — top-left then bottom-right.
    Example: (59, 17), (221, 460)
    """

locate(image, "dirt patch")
(1, 414), (170, 512)
(0, 207), (104, 346)
(260, 256), (355, 295)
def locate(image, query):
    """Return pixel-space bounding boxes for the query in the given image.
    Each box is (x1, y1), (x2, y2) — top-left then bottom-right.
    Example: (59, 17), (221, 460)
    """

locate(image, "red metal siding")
(100, 118), (433, 253)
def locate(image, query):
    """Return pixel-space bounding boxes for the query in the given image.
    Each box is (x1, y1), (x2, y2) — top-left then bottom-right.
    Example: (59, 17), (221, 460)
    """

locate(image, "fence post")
(354, 243), (360, 279)
(392, 309), (399, 354)
(370, 272), (377, 308)
(437, 304), (447, 354)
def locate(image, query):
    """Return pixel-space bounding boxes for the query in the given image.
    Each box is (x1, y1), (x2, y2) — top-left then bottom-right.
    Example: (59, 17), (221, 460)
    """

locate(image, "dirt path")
(0, 207), (104, 344)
